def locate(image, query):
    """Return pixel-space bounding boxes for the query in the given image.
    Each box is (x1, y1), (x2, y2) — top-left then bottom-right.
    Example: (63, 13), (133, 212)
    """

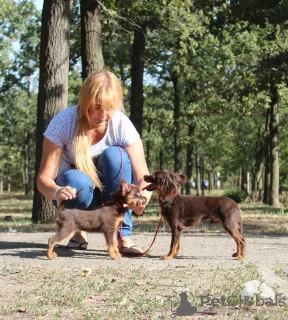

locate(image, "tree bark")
(130, 26), (146, 136)
(0, 170), (3, 194)
(195, 145), (201, 196)
(32, 0), (72, 223)
(171, 71), (182, 173)
(263, 108), (271, 204)
(80, 0), (104, 80)
(185, 125), (195, 195)
(251, 130), (265, 202)
(269, 84), (280, 208)
(200, 156), (205, 196)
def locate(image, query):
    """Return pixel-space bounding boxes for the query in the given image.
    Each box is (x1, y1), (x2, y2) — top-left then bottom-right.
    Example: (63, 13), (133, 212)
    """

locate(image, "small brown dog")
(143, 171), (246, 260)
(47, 179), (146, 260)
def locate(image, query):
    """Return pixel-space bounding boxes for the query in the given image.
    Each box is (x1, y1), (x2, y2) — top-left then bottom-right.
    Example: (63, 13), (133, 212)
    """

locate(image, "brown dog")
(143, 171), (246, 260)
(47, 179), (146, 260)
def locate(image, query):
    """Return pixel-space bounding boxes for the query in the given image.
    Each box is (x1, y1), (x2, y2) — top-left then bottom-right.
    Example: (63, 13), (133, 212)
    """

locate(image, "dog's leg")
(221, 219), (246, 260)
(162, 226), (183, 260)
(113, 232), (121, 259)
(239, 219), (246, 258)
(47, 229), (75, 260)
(105, 231), (121, 260)
(113, 219), (123, 259)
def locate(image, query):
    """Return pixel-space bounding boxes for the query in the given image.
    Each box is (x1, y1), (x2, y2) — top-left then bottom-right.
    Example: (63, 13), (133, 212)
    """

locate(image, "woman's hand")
(125, 200), (146, 215)
(55, 186), (77, 205)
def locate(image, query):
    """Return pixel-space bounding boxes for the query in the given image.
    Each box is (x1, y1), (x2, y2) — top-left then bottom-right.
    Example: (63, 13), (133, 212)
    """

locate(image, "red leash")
(114, 147), (163, 258)
(119, 215), (163, 258)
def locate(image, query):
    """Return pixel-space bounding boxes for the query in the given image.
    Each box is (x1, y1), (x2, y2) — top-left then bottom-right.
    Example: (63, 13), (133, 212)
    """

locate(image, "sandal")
(67, 239), (88, 250)
(118, 238), (143, 254)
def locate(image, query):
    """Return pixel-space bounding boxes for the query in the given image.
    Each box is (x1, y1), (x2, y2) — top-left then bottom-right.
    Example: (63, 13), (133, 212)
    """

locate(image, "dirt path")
(1, 231), (288, 319)
(1, 231), (288, 269)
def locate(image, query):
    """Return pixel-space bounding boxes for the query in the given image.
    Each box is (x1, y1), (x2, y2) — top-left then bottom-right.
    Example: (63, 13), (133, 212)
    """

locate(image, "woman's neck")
(88, 124), (108, 145)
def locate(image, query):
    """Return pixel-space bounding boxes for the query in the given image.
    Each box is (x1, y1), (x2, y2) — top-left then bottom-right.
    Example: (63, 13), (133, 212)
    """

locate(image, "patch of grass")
(273, 266), (288, 281)
(1, 261), (288, 319)
(1, 192), (288, 236)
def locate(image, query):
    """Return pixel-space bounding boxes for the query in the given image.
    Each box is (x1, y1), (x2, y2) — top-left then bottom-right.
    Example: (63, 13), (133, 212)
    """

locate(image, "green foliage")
(1, 0), (288, 198)
(0, 0), (39, 192)
(223, 189), (247, 204)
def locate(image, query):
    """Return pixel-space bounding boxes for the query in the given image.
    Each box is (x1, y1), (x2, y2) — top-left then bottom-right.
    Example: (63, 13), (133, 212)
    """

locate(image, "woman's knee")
(99, 146), (132, 178)
(101, 146), (130, 167)
(55, 169), (94, 209)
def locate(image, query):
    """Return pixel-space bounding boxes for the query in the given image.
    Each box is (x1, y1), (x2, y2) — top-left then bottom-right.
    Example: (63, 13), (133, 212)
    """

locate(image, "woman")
(37, 70), (152, 254)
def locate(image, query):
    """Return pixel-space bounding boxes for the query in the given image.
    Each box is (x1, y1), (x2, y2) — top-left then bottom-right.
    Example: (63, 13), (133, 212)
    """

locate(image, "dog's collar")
(158, 193), (178, 202)
(104, 200), (127, 210)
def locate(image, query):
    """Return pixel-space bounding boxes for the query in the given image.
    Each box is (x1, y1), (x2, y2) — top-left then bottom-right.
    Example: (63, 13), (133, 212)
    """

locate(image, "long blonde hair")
(73, 70), (124, 190)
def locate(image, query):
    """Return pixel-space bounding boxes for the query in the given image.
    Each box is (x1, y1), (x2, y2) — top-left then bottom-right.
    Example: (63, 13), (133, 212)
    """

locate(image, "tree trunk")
(80, 0), (104, 80)
(130, 26), (146, 136)
(195, 145), (201, 196)
(0, 170), (3, 194)
(185, 125), (195, 195)
(208, 168), (212, 192)
(200, 156), (205, 196)
(171, 71), (182, 173)
(32, 0), (72, 223)
(269, 84), (280, 208)
(263, 108), (271, 204)
(241, 167), (248, 192)
(7, 167), (11, 192)
(251, 130), (265, 202)
(119, 64), (126, 87)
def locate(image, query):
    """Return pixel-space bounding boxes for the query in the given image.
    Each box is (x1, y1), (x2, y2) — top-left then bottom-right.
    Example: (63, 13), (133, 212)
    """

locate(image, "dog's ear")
(120, 179), (130, 195)
(171, 173), (189, 185)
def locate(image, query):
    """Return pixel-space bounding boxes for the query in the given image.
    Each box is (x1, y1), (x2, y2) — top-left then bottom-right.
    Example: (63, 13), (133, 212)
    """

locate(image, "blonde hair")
(73, 70), (124, 190)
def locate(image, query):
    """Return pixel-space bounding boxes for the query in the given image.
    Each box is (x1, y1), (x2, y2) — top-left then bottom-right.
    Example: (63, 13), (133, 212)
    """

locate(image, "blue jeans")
(55, 146), (133, 238)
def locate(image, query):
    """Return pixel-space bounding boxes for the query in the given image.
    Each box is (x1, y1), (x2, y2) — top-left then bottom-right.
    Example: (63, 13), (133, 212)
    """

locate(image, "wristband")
(54, 187), (64, 197)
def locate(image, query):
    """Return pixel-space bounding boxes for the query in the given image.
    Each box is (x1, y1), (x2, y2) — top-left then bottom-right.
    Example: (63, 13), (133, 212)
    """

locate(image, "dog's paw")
(161, 255), (173, 260)
(47, 251), (57, 260)
(232, 252), (238, 257)
(110, 254), (121, 260)
(115, 252), (122, 260)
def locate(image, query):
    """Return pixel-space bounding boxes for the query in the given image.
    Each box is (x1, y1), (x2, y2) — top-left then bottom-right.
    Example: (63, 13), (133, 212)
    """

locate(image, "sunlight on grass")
(0, 192), (287, 234)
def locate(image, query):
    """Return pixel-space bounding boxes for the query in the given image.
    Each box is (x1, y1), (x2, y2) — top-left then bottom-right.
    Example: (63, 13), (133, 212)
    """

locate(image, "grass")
(1, 262), (287, 319)
(0, 192), (288, 235)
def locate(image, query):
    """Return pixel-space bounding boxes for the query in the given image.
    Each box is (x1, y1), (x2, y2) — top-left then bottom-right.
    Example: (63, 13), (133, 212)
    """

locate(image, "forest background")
(0, 0), (288, 222)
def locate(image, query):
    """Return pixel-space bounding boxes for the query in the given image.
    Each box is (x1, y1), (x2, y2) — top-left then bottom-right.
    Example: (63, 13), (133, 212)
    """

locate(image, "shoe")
(67, 239), (88, 250)
(118, 238), (143, 254)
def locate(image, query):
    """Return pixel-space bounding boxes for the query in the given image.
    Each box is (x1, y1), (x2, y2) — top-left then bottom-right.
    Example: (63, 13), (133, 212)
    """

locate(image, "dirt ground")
(1, 229), (288, 319)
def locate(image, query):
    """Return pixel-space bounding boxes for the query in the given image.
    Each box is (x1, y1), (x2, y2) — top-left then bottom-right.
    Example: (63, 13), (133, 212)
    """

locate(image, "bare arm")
(37, 137), (76, 202)
(125, 137), (152, 214)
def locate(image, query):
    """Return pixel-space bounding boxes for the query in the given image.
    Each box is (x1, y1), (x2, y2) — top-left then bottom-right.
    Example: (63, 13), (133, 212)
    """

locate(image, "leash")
(117, 146), (163, 257)
(99, 146), (162, 258)
(119, 214), (163, 258)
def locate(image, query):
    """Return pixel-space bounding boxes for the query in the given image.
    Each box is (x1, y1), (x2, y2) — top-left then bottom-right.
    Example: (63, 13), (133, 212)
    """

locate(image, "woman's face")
(88, 98), (115, 128)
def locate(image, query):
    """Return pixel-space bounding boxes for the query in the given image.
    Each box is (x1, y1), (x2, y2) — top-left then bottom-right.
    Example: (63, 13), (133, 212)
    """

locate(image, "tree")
(32, 0), (73, 223)
(0, 0), (40, 194)
(80, 0), (104, 80)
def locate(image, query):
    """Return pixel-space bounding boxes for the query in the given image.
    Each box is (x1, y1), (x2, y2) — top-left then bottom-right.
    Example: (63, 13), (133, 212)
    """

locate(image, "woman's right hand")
(54, 186), (77, 205)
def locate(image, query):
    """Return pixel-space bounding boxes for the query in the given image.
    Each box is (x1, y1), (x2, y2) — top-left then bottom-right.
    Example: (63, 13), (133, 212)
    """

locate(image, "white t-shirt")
(44, 105), (139, 177)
